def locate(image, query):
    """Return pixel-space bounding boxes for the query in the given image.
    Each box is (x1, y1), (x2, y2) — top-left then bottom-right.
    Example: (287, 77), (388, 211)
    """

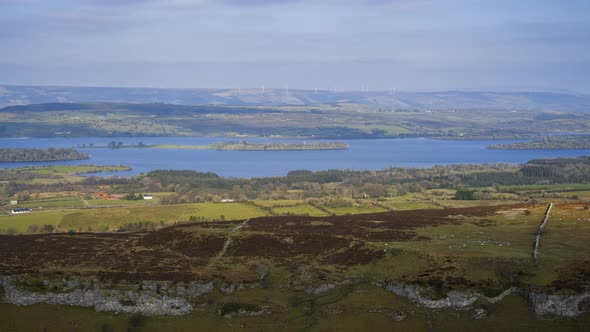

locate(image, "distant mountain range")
(1, 84), (589, 111)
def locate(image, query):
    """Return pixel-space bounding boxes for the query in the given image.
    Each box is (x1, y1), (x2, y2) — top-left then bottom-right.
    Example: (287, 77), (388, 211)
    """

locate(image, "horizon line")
(0, 83), (583, 95)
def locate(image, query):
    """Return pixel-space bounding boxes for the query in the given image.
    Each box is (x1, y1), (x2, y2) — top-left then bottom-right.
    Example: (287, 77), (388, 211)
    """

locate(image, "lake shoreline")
(1, 136), (589, 178)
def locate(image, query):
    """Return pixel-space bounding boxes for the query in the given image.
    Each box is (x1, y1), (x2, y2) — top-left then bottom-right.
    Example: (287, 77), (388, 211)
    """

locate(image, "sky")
(0, 0), (589, 92)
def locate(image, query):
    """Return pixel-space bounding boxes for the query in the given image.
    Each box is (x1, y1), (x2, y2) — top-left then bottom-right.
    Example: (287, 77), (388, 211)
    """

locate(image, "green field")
(0, 202), (268, 233)
(271, 204), (330, 217)
(253, 199), (307, 208)
(324, 205), (388, 215)
(14, 196), (84, 209)
(542, 204), (590, 260)
(0, 211), (65, 233)
(0, 186), (557, 234)
(0, 179), (587, 236)
(561, 190), (590, 198)
(60, 202), (267, 232)
(86, 199), (154, 206)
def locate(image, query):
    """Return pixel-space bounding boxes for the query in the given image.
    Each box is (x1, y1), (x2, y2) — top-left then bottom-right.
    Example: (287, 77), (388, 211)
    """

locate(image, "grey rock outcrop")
(0, 275), (270, 316)
(480, 287), (518, 304)
(304, 280), (352, 295)
(219, 282), (260, 295)
(0, 276), (192, 315)
(527, 291), (590, 317)
(219, 306), (272, 319)
(383, 284), (519, 310)
(389, 310), (407, 321)
(384, 283), (590, 318)
(472, 308), (488, 320)
(166, 281), (215, 298)
(3, 275), (590, 318)
(384, 283), (478, 309)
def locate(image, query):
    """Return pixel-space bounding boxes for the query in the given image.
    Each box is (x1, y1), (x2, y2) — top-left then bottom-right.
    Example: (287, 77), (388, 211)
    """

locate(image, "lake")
(1, 137), (589, 178)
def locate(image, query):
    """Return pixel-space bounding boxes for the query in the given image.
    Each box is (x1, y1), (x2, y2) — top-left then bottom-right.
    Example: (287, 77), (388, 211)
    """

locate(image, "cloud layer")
(0, 0), (588, 92)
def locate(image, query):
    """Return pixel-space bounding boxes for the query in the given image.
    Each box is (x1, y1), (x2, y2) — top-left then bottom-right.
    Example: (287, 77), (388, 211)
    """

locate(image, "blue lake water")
(1, 137), (589, 178)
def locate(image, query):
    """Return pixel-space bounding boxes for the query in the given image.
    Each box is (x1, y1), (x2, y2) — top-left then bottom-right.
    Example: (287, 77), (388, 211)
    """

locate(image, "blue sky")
(0, 0), (589, 92)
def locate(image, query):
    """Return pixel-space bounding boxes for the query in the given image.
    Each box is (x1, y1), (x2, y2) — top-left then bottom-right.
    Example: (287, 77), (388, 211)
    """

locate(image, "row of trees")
(137, 157), (590, 202)
(124, 193), (144, 200)
(2, 157), (590, 205)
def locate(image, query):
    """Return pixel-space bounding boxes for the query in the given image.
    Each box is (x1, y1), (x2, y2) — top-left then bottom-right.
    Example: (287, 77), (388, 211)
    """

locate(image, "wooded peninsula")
(489, 136), (590, 150)
(0, 148), (89, 162)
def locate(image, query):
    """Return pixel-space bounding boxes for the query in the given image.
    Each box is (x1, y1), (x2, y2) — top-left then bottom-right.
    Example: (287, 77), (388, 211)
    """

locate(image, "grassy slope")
(15, 196), (85, 208)
(4, 203), (587, 286)
(1, 204), (590, 330)
(0, 211), (65, 233)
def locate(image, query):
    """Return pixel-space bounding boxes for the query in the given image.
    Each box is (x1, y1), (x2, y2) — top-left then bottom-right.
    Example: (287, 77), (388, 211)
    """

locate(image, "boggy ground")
(0, 205), (500, 278)
(1, 203), (589, 292)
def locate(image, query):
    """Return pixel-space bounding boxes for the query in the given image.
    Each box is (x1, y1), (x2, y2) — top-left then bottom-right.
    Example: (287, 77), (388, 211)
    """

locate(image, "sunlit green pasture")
(0, 202), (268, 234)
(253, 199), (306, 208)
(324, 204), (388, 215)
(14, 196), (84, 209)
(271, 204), (330, 217)
(0, 211), (65, 233)
(86, 199), (153, 206)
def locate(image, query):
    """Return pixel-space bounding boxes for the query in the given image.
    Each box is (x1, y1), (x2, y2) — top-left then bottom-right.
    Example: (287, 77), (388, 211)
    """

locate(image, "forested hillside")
(2, 102), (590, 139)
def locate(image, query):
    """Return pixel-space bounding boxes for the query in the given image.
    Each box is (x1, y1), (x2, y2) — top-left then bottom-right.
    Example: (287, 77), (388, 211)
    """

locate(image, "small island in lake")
(488, 136), (590, 150)
(76, 141), (350, 151)
(210, 141), (349, 151)
(0, 148), (89, 162)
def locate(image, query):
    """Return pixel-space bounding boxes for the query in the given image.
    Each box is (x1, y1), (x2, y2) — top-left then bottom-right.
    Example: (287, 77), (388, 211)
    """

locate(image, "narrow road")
(533, 202), (553, 264)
